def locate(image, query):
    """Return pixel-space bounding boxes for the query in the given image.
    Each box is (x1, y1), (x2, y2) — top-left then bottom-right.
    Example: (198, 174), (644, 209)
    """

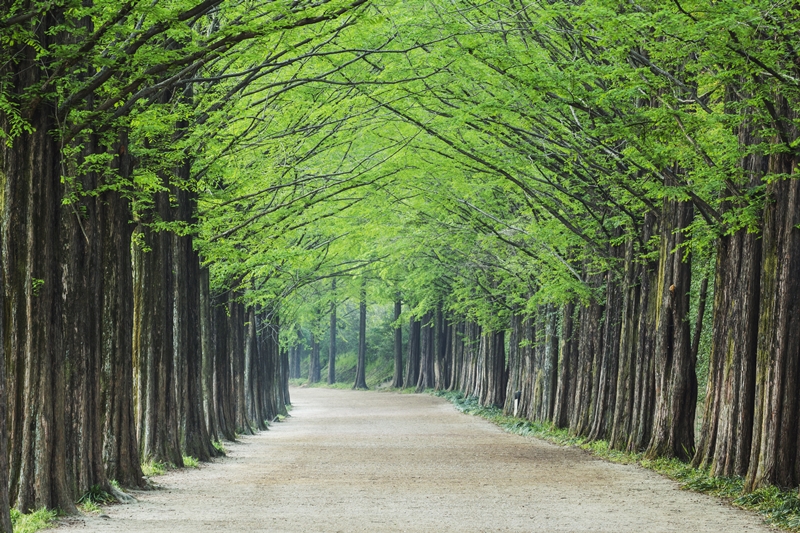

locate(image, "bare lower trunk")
(479, 331), (506, 408)
(553, 303), (577, 428)
(416, 312), (435, 392)
(746, 150), (800, 490)
(646, 199), (696, 461)
(392, 300), (403, 388)
(3, 101), (76, 512)
(405, 317), (421, 389)
(354, 290), (368, 390)
(328, 284), (338, 385)
(133, 195), (183, 467)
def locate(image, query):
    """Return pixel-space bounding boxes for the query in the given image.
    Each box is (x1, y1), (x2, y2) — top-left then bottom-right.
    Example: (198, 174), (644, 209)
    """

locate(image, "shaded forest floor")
(53, 388), (774, 532)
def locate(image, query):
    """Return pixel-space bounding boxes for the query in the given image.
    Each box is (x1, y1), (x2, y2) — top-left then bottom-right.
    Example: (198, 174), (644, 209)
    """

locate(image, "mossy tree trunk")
(746, 146), (800, 491)
(646, 198), (696, 461)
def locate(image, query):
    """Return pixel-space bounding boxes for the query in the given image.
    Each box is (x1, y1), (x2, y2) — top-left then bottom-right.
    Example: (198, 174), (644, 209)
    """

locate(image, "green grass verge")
(436, 390), (800, 532)
(182, 455), (200, 468)
(141, 460), (169, 477)
(10, 508), (57, 533)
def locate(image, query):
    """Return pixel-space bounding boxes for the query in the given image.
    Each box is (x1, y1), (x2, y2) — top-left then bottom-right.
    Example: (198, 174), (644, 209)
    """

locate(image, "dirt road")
(56, 387), (774, 532)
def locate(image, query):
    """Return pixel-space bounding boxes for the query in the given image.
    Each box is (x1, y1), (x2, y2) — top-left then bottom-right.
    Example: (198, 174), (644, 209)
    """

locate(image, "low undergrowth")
(141, 460), (169, 477)
(10, 508), (58, 533)
(436, 391), (800, 532)
(77, 483), (115, 514)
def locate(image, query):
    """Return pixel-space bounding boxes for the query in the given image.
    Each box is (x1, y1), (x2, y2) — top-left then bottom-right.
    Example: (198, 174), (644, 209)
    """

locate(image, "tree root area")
(55, 388), (774, 532)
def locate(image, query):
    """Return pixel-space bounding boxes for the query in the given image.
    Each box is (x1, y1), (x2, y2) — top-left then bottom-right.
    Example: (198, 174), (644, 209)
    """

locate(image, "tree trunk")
(0, 231), (11, 530)
(693, 229), (759, 475)
(416, 311), (435, 392)
(589, 264), (623, 441)
(746, 150), (800, 491)
(504, 313), (523, 416)
(570, 291), (603, 437)
(199, 268), (219, 443)
(405, 317), (421, 389)
(229, 299), (252, 434)
(538, 306), (559, 422)
(448, 321), (465, 392)
(553, 303), (577, 428)
(3, 97), (76, 512)
(646, 198), (697, 461)
(308, 332), (321, 384)
(354, 287), (369, 390)
(627, 213), (659, 452)
(479, 331), (506, 408)
(133, 191), (183, 467)
(173, 187), (214, 460)
(328, 280), (338, 385)
(392, 300), (404, 388)
(213, 295), (236, 441)
(609, 239), (641, 450)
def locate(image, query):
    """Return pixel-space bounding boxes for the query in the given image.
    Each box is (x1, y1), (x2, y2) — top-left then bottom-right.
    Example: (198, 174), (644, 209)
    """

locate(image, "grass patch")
(77, 484), (114, 506)
(10, 508), (57, 533)
(141, 460), (168, 477)
(436, 390), (800, 532)
(78, 500), (102, 514)
(212, 441), (227, 455)
(182, 455), (200, 468)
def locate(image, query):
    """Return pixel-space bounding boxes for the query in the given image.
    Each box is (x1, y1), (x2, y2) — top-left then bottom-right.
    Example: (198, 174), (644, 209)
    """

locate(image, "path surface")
(57, 388), (774, 532)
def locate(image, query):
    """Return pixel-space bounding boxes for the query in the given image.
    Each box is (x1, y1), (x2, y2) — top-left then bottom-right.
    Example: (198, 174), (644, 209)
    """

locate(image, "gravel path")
(56, 387), (775, 532)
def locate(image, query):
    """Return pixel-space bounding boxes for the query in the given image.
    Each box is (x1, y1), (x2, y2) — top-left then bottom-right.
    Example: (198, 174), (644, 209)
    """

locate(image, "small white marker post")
(513, 390), (521, 417)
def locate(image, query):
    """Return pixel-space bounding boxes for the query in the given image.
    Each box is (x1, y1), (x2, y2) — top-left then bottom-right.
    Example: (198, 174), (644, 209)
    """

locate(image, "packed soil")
(56, 387), (775, 532)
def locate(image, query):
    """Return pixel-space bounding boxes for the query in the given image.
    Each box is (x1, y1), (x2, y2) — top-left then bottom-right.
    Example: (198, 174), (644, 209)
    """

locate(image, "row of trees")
(0, 0), (379, 528)
(277, 0), (800, 496)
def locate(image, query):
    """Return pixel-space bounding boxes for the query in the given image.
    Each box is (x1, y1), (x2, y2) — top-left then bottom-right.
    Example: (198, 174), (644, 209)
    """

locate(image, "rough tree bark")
(693, 120), (765, 477)
(609, 239), (642, 451)
(173, 186), (215, 460)
(646, 198), (697, 461)
(589, 262), (623, 441)
(553, 303), (577, 428)
(133, 189), (183, 467)
(746, 146), (800, 490)
(627, 214), (659, 453)
(213, 295), (236, 441)
(0, 235), (10, 530)
(504, 313), (524, 416)
(570, 290), (604, 437)
(535, 306), (559, 423)
(1, 22), (77, 511)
